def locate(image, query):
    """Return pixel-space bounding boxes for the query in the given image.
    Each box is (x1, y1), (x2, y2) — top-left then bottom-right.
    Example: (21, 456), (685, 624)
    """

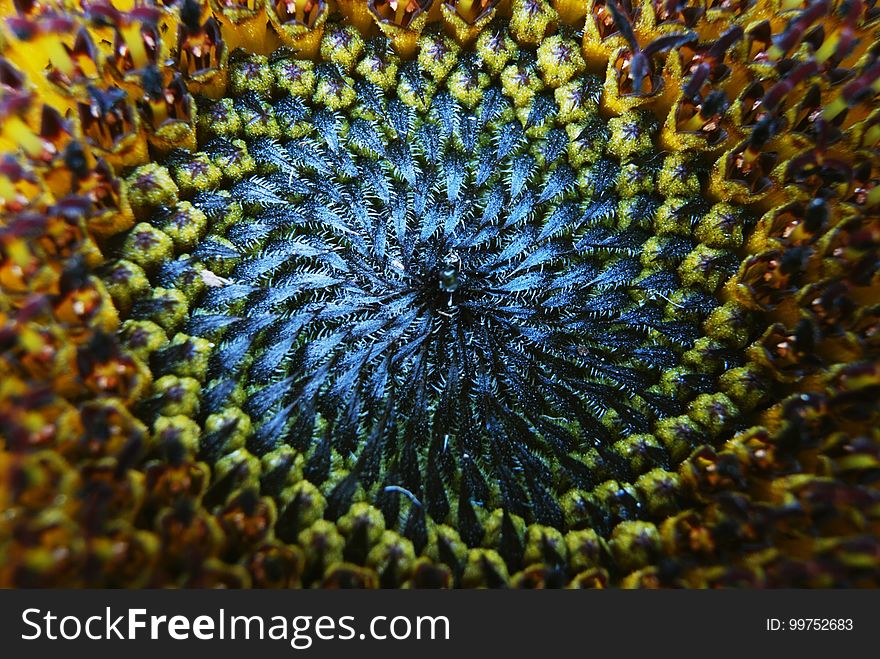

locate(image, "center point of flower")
(437, 254), (461, 293)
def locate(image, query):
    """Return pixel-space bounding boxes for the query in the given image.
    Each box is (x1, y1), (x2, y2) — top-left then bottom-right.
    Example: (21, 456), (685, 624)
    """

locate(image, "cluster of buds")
(0, 0), (877, 588)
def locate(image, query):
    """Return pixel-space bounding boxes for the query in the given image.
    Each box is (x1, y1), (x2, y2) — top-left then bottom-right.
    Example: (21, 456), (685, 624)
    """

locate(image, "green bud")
(230, 54), (274, 97)
(461, 548), (509, 587)
(447, 67), (490, 109)
(104, 259), (150, 316)
(272, 58), (317, 98)
(696, 203), (746, 249)
(238, 97), (281, 140)
(509, 0), (557, 45)
(204, 407), (253, 457)
(612, 433), (666, 475)
(160, 202), (207, 251)
(153, 414), (201, 458)
(475, 25), (518, 75)
(609, 521), (661, 573)
(501, 61), (544, 108)
(122, 223), (174, 271)
(153, 375), (201, 418)
(142, 287), (189, 333)
(657, 153), (701, 197)
(356, 51), (400, 91)
(523, 524), (567, 565)
(320, 25), (365, 72)
(607, 111), (658, 160)
(418, 33), (459, 82)
(655, 415), (705, 462)
(197, 97), (242, 140)
(564, 529), (604, 573)
(125, 165), (179, 220)
(167, 332), (213, 380)
(635, 469), (681, 518)
(314, 74), (357, 111)
(704, 301), (753, 348)
(536, 36), (585, 88)
(718, 364), (770, 411)
(688, 392), (740, 436)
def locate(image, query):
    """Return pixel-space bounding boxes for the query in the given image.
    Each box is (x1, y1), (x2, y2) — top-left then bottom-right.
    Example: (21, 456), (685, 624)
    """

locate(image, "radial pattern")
(0, 0), (878, 588)
(172, 53), (743, 537)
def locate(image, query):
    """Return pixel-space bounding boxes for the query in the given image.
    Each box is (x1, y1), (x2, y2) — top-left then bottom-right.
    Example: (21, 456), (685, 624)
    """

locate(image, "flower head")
(0, 0), (878, 588)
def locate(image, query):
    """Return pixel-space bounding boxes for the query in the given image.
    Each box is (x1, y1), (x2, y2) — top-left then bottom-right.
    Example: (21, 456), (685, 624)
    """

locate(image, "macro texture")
(0, 0), (879, 588)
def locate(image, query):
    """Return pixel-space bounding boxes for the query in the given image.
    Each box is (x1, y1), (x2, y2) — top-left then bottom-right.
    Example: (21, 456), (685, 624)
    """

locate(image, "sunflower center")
(113, 24), (753, 543)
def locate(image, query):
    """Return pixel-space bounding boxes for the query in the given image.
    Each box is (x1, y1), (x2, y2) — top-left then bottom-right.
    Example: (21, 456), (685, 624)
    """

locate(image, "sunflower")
(0, 0), (877, 589)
